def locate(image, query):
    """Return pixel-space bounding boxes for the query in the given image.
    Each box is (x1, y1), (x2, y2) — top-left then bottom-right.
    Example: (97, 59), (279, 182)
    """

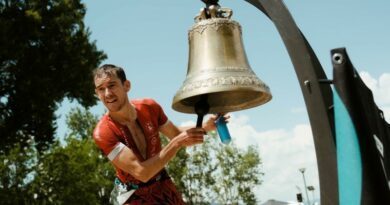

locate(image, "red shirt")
(93, 98), (168, 183)
(93, 98), (185, 204)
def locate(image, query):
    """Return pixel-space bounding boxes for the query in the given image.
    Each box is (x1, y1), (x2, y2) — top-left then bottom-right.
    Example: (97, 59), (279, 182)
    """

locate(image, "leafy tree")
(28, 138), (114, 204)
(0, 140), (36, 205)
(28, 107), (114, 204)
(161, 136), (190, 195)
(0, 107), (114, 204)
(0, 0), (107, 153)
(66, 107), (99, 140)
(163, 133), (264, 205)
(213, 143), (262, 204)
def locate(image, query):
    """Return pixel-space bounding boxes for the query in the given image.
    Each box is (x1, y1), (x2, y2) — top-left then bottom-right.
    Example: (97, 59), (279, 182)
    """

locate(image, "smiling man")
(92, 64), (218, 204)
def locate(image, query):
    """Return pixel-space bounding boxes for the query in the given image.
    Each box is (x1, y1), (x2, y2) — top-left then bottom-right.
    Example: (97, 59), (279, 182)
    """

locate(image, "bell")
(172, 5), (272, 116)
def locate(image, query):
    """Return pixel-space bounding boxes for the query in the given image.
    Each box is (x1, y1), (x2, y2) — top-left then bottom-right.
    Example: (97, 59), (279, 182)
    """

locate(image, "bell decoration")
(172, 2), (272, 128)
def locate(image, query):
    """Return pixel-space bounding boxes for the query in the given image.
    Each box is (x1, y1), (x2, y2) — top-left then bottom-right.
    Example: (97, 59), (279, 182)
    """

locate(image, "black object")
(332, 47), (390, 204)
(296, 193), (303, 202)
(115, 170), (170, 191)
(201, 0), (219, 7)
(195, 94), (210, 128)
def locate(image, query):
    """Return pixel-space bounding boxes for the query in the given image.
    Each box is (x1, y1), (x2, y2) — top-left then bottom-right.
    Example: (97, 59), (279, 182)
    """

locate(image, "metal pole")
(299, 168), (311, 205)
(242, 0), (338, 204)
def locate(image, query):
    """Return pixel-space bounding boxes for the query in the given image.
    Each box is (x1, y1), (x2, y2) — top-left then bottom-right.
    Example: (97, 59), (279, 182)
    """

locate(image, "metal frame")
(243, 0), (338, 204)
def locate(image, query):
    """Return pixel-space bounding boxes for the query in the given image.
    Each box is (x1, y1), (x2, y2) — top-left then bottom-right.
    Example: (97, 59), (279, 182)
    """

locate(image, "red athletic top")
(93, 98), (167, 182)
(93, 98), (185, 204)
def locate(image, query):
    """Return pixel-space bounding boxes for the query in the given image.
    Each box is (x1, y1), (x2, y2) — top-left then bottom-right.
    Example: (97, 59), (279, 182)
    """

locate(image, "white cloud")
(180, 115), (319, 202)
(228, 115), (319, 203)
(360, 72), (390, 122)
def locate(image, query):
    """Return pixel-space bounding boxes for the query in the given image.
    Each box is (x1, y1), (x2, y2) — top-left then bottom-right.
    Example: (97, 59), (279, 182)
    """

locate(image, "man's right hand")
(175, 127), (205, 148)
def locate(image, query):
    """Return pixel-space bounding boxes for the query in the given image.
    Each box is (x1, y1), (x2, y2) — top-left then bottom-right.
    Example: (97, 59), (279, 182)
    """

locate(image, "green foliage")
(213, 143), (262, 204)
(66, 107), (99, 140)
(161, 136), (190, 195)
(0, 0), (107, 153)
(29, 137), (114, 204)
(162, 132), (264, 205)
(0, 107), (114, 204)
(0, 141), (36, 204)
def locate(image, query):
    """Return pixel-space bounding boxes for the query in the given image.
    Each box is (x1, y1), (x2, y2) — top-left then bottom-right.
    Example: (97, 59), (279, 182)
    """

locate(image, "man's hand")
(203, 113), (230, 133)
(175, 127), (205, 147)
(112, 127), (205, 182)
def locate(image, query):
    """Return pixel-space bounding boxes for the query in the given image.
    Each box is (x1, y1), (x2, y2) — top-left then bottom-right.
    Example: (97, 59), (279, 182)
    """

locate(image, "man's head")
(93, 64), (131, 112)
(93, 64), (127, 84)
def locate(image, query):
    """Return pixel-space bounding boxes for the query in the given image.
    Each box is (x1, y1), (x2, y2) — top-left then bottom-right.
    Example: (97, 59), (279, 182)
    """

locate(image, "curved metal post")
(243, 0), (338, 204)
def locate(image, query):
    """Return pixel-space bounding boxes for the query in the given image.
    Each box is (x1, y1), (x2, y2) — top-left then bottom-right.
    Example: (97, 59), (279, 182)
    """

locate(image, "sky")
(56, 0), (390, 203)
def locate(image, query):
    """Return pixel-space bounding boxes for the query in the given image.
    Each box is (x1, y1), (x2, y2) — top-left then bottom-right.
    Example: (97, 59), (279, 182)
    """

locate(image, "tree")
(163, 133), (264, 205)
(213, 144), (262, 204)
(0, 141), (36, 205)
(28, 138), (114, 204)
(66, 106), (99, 140)
(28, 107), (114, 204)
(0, 0), (106, 153)
(0, 107), (115, 204)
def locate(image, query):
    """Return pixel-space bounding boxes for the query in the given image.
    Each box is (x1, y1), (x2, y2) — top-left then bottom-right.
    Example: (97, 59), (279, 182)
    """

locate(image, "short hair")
(93, 64), (127, 83)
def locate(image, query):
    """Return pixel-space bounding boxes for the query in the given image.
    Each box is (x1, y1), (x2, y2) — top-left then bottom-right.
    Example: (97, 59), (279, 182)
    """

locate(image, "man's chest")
(125, 122), (147, 159)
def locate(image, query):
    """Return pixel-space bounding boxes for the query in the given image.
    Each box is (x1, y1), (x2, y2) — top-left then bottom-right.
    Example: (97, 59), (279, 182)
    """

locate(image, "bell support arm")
(243, 0), (338, 204)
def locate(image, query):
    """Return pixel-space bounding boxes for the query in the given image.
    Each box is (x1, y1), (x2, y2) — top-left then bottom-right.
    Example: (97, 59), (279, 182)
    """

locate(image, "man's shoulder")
(92, 115), (121, 155)
(93, 115), (115, 138)
(131, 98), (159, 108)
(95, 114), (109, 128)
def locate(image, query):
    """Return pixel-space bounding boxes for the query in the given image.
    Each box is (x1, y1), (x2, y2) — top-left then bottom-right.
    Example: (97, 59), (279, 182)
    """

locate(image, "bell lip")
(171, 88), (272, 114)
(173, 83), (271, 102)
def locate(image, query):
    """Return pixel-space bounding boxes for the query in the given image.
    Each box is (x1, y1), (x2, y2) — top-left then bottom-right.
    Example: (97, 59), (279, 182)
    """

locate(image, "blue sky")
(56, 0), (390, 203)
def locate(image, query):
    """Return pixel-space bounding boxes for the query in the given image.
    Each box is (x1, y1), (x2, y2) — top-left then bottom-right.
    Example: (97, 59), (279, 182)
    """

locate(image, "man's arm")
(111, 127), (205, 183)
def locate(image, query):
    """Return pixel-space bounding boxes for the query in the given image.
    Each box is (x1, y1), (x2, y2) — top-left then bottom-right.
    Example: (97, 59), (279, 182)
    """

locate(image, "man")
(92, 64), (218, 204)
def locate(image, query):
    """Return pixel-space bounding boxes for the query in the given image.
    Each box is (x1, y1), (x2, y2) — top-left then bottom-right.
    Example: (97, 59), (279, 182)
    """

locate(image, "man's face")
(94, 74), (130, 112)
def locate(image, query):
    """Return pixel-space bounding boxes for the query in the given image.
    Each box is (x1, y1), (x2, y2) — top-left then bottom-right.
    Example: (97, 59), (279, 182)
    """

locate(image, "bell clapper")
(194, 94), (210, 128)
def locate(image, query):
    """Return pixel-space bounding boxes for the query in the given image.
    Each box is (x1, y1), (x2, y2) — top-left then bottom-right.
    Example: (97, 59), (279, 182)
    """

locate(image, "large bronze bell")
(172, 4), (272, 123)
